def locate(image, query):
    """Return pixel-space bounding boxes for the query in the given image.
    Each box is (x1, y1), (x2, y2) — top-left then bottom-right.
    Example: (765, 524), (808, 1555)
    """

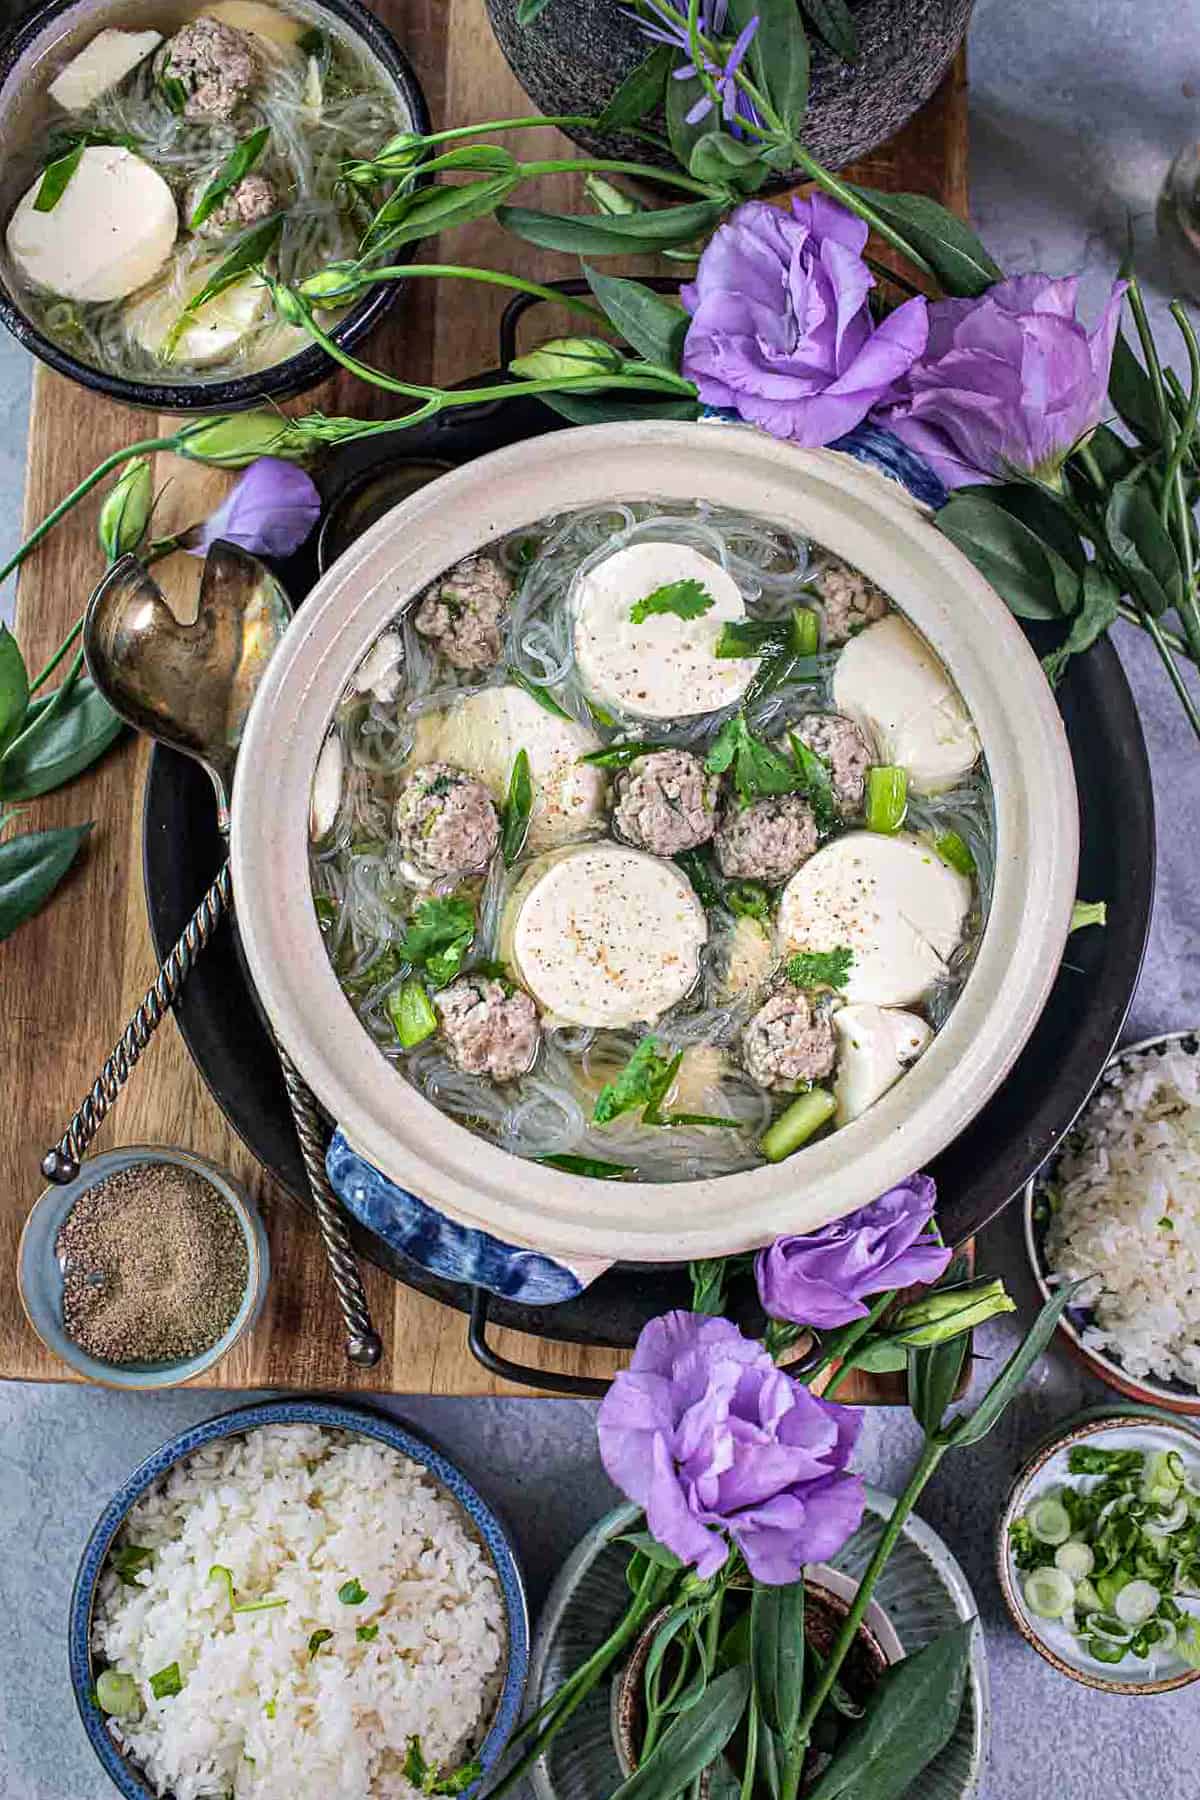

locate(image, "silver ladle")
(40, 543), (383, 1368)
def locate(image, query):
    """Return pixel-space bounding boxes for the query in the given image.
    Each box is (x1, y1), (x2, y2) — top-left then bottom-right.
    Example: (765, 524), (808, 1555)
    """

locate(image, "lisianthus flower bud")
(509, 337), (624, 381)
(298, 262), (362, 305)
(177, 413), (311, 467)
(890, 1277), (1015, 1345)
(97, 456), (154, 563)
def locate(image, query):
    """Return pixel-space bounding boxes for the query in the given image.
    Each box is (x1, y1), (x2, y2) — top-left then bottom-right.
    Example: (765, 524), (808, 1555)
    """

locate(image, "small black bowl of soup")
(0, 0), (428, 409)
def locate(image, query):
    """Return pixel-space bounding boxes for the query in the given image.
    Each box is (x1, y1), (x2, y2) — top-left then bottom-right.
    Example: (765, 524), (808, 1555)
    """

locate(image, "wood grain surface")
(1, 7), (969, 1394)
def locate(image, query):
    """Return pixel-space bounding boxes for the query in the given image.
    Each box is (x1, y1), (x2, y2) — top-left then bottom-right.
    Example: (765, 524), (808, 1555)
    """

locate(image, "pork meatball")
(414, 555), (512, 671)
(196, 172), (277, 238)
(714, 793), (817, 885)
(742, 989), (837, 1090)
(814, 558), (888, 646)
(612, 749), (718, 855)
(394, 762), (499, 881)
(160, 18), (258, 121)
(435, 976), (540, 1081)
(789, 713), (874, 817)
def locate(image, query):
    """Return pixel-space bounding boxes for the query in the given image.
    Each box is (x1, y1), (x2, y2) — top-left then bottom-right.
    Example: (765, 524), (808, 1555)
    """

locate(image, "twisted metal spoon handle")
(41, 862), (233, 1185)
(274, 1043), (383, 1368)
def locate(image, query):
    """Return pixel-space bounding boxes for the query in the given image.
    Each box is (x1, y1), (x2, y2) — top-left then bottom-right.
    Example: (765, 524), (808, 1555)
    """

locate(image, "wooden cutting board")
(1, 6), (969, 1394)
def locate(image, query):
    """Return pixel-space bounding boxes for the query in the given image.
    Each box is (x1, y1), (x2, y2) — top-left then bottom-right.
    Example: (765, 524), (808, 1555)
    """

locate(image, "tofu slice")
(572, 541), (758, 720)
(832, 613), (981, 796)
(6, 147), (176, 303)
(832, 1003), (933, 1123)
(777, 831), (971, 1008)
(130, 261), (269, 365)
(310, 732), (343, 840)
(204, 2), (306, 48)
(510, 843), (707, 1027)
(47, 29), (162, 112)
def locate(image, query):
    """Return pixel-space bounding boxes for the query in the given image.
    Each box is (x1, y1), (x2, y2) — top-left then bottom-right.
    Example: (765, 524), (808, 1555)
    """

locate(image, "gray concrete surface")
(3, 0), (1200, 1793)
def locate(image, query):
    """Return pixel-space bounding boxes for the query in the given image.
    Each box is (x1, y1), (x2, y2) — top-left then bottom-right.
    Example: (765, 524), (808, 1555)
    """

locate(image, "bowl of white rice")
(68, 1400), (528, 1800)
(1026, 1032), (1200, 1415)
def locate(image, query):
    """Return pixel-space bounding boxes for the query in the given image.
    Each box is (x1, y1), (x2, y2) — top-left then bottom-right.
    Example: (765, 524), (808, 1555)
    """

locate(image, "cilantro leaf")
(307, 1630), (333, 1661)
(786, 948), (853, 990)
(593, 1035), (674, 1125)
(405, 1737), (431, 1788)
(357, 1624), (380, 1642)
(629, 578), (715, 624)
(705, 713), (801, 807)
(726, 881), (772, 922)
(430, 1760), (484, 1795)
(338, 1578), (368, 1605)
(397, 896), (475, 989)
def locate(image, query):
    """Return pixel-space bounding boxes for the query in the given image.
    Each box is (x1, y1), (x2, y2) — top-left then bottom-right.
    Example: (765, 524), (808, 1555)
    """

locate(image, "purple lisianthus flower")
(756, 1174), (951, 1331)
(183, 457), (321, 558)
(598, 1311), (864, 1584)
(680, 195), (928, 446)
(872, 274), (1127, 488)
(629, 1), (761, 134)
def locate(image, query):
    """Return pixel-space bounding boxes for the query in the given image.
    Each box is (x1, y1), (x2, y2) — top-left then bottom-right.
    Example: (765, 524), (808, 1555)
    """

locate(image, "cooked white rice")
(1045, 1042), (1200, 1387)
(91, 1424), (506, 1800)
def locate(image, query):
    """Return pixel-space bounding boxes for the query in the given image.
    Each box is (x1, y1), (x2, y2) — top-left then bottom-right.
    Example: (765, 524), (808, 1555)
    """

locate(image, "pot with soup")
(232, 423), (1079, 1272)
(0, 0), (426, 404)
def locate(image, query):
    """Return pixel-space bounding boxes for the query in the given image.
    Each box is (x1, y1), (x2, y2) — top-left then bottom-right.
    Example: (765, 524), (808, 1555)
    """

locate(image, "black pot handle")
(498, 274), (686, 367)
(467, 1288), (614, 1396)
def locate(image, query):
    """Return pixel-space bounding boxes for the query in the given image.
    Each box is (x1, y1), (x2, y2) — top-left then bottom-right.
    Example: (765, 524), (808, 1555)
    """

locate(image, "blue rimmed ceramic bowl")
(69, 1399), (530, 1800)
(17, 1144), (269, 1388)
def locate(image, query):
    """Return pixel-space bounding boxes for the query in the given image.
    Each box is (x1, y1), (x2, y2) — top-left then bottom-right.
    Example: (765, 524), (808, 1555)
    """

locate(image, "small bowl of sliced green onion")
(997, 1408), (1200, 1693)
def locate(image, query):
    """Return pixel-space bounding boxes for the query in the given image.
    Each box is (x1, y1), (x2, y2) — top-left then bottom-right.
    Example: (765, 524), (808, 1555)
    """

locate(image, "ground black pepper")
(55, 1162), (249, 1364)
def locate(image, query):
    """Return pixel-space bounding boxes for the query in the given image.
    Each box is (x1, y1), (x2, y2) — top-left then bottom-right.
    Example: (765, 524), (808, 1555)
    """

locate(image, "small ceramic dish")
(17, 1143), (269, 1388)
(530, 1494), (989, 1800)
(1025, 1031), (1200, 1416)
(996, 1407), (1200, 1694)
(68, 1398), (529, 1800)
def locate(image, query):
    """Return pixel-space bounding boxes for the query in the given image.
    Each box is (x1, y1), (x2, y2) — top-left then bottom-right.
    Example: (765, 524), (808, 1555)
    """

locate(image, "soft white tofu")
(410, 684), (606, 852)
(204, 1), (306, 47)
(832, 1003), (933, 1124)
(777, 831), (972, 1008)
(6, 146), (176, 304)
(572, 541), (758, 720)
(131, 263), (269, 364)
(352, 632), (403, 702)
(47, 28), (162, 112)
(310, 732), (343, 840)
(832, 613), (981, 795)
(511, 843), (707, 1027)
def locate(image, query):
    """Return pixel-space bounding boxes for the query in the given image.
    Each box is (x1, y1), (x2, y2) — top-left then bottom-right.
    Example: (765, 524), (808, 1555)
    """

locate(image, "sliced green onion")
(1084, 1611), (1135, 1645)
(1147, 1498), (1190, 1535)
(500, 748), (533, 864)
(791, 606), (819, 656)
(1087, 1635), (1128, 1664)
(1055, 1540), (1095, 1581)
(149, 1662), (183, 1700)
(934, 829), (975, 876)
(1074, 1577), (1102, 1613)
(189, 125), (270, 229)
(865, 765), (908, 833)
(1029, 1496), (1072, 1546)
(388, 980), (437, 1049)
(1114, 1579), (1160, 1626)
(1024, 1567), (1075, 1619)
(760, 1087), (837, 1163)
(34, 142), (84, 212)
(532, 1152), (634, 1179)
(96, 1669), (141, 1717)
(714, 618), (789, 658)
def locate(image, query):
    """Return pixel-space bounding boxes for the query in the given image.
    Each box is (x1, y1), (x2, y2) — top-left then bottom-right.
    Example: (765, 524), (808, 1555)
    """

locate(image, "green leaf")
(687, 131), (768, 196)
(689, 1257), (728, 1316)
(1105, 473), (1181, 617)
(1108, 332), (1163, 446)
(801, 0), (859, 61)
(706, 713), (800, 806)
(804, 1625), (972, 1800)
(729, 0), (810, 135)
(159, 71), (188, 114)
(1042, 564), (1121, 685)
(397, 896), (475, 988)
(0, 625), (29, 755)
(34, 142), (84, 212)
(365, 171), (520, 258)
(537, 391), (698, 425)
(0, 821), (91, 941)
(630, 578), (714, 623)
(533, 1152), (635, 1179)
(665, 71), (712, 171)
(189, 125), (270, 229)
(838, 1338), (909, 1375)
(1076, 423), (1139, 490)
(593, 1035), (672, 1125)
(977, 482), (1086, 581)
(578, 739), (670, 768)
(845, 187), (1003, 297)
(940, 1281), (1084, 1449)
(597, 43), (674, 130)
(609, 1666), (751, 1800)
(935, 492), (1069, 620)
(517, 0), (553, 18)
(750, 1577), (805, 1738)
(357, 1623), (380, 1641)
(429, 1759), (483, 1796)
(786, 732), (839, 832)
(110, 1544), (154, 1585)
(0, 677), (122, 800)
(583, 264), (688, 367)
(501, 748), (533, 865)
(164, 213), (284, 360)
(509, 668), (571, 718)
(497, 200), (724, 257)
(785, 947), (852, 990)
(338, 1578), (368, 1605)
(149, 1661), (183, 1700)
(907, 1333), (970, 1438)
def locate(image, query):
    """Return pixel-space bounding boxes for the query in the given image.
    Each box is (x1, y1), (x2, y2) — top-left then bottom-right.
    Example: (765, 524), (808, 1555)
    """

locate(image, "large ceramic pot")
(485, 0), (971, 171)
(231, 421), (1078, 1275)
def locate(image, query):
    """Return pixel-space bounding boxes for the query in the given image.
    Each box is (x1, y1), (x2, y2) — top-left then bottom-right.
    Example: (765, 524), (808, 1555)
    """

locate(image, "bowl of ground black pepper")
(17, 1146), (269, 1386)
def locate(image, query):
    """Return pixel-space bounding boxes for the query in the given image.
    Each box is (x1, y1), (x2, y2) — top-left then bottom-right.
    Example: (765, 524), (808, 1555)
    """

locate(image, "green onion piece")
(500, 748), (533, 864)
(1028, 1497), (1072, 1546)
(725, 881), (772, 922)
(1087, 1635), (1128, 1665)
(934, 829), (975, 876)
(714, 618), (790, 658)
(510, 668), (571, 718)
(159, 70), (189, 113)
(110, 1544), (154, 1585)
(578, 739), (670, 768)
(161, 212), (284, 362)
(791, 606), (820, 656)
(34, 142), (84, 212)
(1070, 899), (1107, 932)
(430, 1759), (485, 1796)
(388, 979), (437, 1049)
(96, 1669), (141, 1718)
(190, 126), (270, 229)
(532, 1153), (634, 1179)
(307, 1629), (333, 1660)
(265, 1698), (277, 1718)
(1055, 1540), (1095, 1581)
(338, 1578), (368, 1605)
(1023, 1566), (1075, 1619)
(405, 1736), (430, 1788)
(357, 1624), (380, 1642)
(149, 1662), (183, 1700)
(760, 1087), (837, 1163)
(865, 765), (908, 833)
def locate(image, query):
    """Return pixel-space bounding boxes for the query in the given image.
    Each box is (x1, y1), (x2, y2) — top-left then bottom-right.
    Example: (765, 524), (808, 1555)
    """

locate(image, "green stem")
(27, 614), (84, 695)
(518, 156), (715, 196)
(1117, 600), (1194, 657)
(787, 146), (937, 278)
(0, 434), (179, 589)
(801, 1290), (896, 1393)
(317, 263), (608, 321)
(740, 1694), (759, 1800)
(386, 114), (669, 154)
(1143, 608), (1200, 741)
(790, 1440), (946, 1759)
(1165, 300), (1200, 650)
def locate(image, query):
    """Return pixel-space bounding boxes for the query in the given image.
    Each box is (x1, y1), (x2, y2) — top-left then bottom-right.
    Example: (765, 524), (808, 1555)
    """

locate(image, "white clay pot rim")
(231, 422), (1079, 1263)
